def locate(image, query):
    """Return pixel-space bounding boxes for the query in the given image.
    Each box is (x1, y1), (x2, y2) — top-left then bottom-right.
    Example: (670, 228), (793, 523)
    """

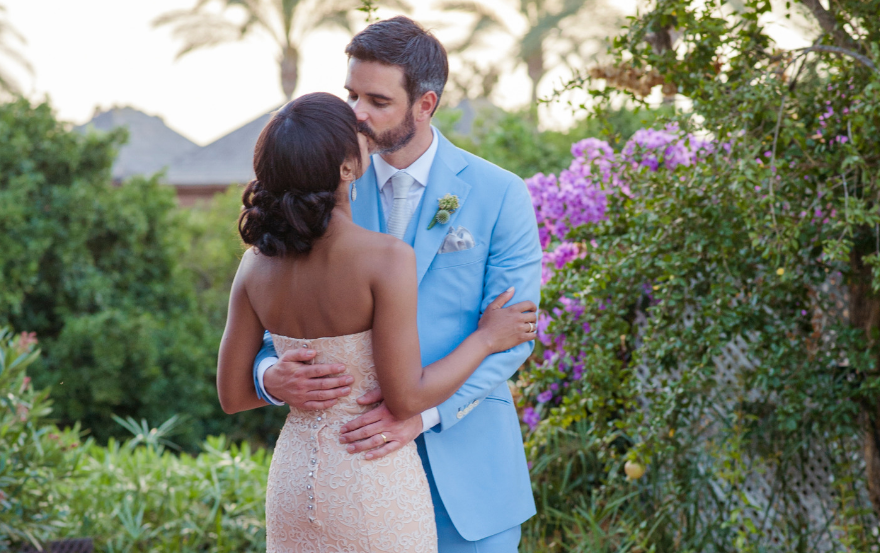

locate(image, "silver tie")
(386, 171), (415, 239)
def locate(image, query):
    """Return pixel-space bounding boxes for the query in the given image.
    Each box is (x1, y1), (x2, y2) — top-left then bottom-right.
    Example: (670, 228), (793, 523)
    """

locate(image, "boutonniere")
(427, 193), (460, 230)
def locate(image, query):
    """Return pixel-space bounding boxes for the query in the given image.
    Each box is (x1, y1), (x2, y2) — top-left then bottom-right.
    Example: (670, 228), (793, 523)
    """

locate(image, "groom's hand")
(264, 348), (353, 410)
(338, 388), (422, 460)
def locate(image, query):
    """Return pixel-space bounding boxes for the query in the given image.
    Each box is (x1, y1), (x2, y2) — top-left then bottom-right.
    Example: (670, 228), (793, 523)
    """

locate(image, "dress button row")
(301, 345), (323, 528)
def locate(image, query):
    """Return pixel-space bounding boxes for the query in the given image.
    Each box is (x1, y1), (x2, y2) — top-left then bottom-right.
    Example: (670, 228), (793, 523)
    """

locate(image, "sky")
(4, 1), (356, 145)
(3, 0), (549, 146)
(3, 1), (813, 146)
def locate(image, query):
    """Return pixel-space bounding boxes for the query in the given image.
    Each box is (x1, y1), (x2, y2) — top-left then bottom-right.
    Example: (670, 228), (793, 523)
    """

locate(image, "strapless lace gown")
(266, 330), (437, 553)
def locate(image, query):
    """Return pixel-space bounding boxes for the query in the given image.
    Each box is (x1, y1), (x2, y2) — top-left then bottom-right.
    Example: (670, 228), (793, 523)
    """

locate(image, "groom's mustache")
(357, 121), (377, 141)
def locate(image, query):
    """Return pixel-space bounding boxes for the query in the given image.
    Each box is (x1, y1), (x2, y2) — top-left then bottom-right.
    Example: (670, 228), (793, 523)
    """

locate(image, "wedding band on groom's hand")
(528, 322), (536, 333)
(380, 433), (388, 444)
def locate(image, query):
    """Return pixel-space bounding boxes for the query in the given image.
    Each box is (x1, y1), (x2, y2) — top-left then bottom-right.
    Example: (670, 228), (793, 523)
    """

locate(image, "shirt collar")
(374, 126), (439, 191)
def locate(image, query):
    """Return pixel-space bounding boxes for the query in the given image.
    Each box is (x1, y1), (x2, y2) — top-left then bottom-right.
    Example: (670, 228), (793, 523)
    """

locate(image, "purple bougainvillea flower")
(522, 407), (540, 431)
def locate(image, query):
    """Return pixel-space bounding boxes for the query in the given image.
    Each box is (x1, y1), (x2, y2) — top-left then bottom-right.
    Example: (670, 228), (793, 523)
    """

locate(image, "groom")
(252, 16), (541, 552)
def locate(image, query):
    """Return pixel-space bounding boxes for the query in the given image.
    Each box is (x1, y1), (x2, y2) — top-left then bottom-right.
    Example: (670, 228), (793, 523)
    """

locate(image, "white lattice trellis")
(632, 275), (876, 551)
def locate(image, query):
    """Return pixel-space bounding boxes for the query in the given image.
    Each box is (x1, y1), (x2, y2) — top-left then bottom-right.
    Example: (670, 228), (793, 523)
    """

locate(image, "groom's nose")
(352, 105), (369, 122)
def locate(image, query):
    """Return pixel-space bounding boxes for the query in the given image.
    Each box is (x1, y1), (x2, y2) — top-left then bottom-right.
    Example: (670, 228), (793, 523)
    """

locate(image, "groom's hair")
(345, 16), (448, 115)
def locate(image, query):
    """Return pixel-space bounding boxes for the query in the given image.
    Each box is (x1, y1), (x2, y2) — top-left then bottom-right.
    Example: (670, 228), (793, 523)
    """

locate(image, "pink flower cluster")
(521, 124), (713, 430)
(525, 138), (617, 248)
(621, 124), (711, 172)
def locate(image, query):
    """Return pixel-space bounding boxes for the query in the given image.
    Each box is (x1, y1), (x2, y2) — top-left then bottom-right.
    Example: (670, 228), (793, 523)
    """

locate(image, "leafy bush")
(60, 433), (269, 552)
(0, 324), (269, 552)
(0, 99), (285, 449)
(515, 0), (880, 549)
(0, 327), (84, 550)
(518, 112), (880, 551)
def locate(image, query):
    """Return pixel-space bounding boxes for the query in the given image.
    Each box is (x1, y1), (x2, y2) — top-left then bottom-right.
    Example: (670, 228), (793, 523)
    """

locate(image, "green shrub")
(61, 432), (269, 552)
(515, 0), (880, 542)
(0, 321), (270, 551)
(0, 99), (286, 450)
(0, 327), (84, 550)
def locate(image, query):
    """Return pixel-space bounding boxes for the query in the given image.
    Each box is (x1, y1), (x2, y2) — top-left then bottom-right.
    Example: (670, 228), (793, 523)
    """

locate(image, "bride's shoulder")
(236, 246), (280, 274)
(239, 245), (269, 265)
(238, 246), (259, 267)
(347, 228), (414, 266)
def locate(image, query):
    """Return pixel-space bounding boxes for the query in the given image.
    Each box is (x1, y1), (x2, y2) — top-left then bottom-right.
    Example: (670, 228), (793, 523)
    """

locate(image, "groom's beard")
(358, 109), (416, 155)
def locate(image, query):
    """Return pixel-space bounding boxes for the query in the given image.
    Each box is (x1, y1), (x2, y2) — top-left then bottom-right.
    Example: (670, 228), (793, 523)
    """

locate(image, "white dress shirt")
(257, 128), (441, 433)
(373, 126), (438, 226)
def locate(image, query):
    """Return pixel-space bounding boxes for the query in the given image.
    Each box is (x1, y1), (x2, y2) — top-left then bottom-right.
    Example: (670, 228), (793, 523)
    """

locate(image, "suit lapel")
(413, 133), (471, 285)
(351, 162), (384, 233)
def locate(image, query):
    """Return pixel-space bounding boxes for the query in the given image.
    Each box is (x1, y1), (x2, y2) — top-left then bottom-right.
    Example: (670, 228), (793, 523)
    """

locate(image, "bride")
(216, 92), (537, 552)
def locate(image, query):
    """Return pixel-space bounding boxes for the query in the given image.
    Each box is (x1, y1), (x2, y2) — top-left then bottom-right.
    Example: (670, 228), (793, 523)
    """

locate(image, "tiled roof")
(164, 108), (278, 186)
(76, 106), (199, 180)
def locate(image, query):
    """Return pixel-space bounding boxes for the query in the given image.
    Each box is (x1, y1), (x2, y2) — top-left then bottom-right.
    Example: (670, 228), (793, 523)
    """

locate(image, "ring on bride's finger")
(380, 433), (388, 444)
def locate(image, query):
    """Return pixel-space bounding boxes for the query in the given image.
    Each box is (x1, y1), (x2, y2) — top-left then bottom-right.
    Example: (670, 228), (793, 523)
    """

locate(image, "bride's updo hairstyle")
(238, 92), (361, 256)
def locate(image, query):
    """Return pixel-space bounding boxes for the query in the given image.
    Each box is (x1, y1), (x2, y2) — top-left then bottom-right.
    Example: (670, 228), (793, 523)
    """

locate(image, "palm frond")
(376, 0), (412, 13)
(154, 2), (285, 56)
(0, 8), (31, 91)
(316, 9), (355, 34)
(0, 20), (25, 44)
(447, 13), (507, 53)
(438, 0), (509, 29)
(0, 66), (21, 95)
(0, 42), (33, 74)
(168, 17), (245, 58)
(152, 9), (190, 27)
(437, 1), (511, 54)
(518, 0), (586, 59)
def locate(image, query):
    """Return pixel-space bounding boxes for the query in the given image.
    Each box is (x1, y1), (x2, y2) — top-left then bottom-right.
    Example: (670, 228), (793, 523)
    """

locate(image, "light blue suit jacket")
(253, 130), (540, 540)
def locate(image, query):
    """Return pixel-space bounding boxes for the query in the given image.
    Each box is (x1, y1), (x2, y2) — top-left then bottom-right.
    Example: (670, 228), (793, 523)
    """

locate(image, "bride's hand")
(477, 287), (538, 354)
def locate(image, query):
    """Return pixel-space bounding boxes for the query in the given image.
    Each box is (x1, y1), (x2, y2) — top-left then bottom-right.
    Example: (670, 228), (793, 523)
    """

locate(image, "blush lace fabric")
(266, 330), (438, 553)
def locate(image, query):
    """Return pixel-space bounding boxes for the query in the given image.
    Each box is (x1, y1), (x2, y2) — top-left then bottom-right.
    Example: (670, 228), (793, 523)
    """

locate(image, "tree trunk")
(850, 249), (880, 514)
(280, 46), (299, 100)
(526, 46), (544, 119)
(799, 0), (862, 52)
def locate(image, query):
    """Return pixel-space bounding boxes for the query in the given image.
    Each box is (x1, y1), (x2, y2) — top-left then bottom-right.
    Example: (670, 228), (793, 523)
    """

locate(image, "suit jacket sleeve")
(252, 330), (280, 403)
(434, 176), (542, 432)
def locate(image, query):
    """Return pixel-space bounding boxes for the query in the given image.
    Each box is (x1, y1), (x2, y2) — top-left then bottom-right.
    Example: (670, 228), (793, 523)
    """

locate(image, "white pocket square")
(438, 226), (476, 254)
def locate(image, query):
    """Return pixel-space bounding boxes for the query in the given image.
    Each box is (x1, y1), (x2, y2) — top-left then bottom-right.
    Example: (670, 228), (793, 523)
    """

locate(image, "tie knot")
(391, 171), (415, 199)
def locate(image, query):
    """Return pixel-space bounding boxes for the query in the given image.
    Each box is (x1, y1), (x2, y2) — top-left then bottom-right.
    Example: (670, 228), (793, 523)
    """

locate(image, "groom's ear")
(414, 90), (438, 122)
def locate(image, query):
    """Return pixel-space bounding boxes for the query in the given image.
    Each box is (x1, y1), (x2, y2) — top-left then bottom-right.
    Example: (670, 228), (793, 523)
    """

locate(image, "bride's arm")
(217, 251), (268, 414)
(371, 242), (535, 421)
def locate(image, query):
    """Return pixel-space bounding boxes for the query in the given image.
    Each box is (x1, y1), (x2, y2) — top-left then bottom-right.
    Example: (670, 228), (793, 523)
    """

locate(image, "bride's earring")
(351, 180), (357, 201)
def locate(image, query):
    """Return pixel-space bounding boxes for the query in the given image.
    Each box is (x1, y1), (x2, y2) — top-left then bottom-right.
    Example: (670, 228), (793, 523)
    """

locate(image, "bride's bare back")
(242, 215), (397, 341)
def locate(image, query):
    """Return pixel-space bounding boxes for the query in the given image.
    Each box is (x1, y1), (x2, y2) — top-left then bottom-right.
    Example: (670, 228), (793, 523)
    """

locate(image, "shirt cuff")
(420, 407), (440, 433)
(257, 357), (285, 406)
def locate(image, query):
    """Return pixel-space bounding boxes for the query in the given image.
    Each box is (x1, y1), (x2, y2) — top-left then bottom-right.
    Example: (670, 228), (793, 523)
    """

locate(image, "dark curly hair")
(238, 92), (361, 256)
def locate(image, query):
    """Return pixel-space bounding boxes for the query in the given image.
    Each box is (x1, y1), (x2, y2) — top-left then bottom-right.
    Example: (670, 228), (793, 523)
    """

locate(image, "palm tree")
(154, 0), (409, 101)
(440, 0), (617, 107)
(0, 4), (32, 95)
